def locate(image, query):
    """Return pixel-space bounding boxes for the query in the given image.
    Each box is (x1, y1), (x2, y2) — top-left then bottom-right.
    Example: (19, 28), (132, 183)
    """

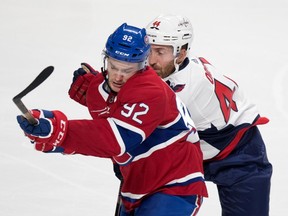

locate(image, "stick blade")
(13, 66), (54, 101)
(12, 66), (54, 125)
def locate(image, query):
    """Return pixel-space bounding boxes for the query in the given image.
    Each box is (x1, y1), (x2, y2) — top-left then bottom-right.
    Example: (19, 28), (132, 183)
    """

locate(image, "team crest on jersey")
(166, 80), (185, 92)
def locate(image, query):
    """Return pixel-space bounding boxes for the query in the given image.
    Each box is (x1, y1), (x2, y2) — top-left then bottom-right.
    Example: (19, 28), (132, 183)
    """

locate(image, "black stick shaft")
(12, 66), (54, 124)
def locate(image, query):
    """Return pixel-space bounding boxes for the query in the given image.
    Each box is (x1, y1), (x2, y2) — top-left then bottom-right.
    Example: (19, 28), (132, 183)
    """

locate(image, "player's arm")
(62, 91), (165, 158)
(16, 85), (165, 158)
(16, 111), (143, 158)
(16, 109), (121, 156)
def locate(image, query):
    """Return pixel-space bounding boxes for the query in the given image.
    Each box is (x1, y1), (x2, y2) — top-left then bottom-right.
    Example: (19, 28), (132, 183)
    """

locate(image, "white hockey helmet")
(146, 14), (193, 57)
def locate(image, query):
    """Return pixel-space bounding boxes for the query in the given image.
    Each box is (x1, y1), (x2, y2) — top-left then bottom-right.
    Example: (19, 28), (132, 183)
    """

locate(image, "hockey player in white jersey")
(146, 14), (272, 216)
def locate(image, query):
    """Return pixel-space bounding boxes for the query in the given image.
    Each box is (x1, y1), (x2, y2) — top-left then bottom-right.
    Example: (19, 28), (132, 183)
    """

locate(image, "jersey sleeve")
(61, 73), (168, 160)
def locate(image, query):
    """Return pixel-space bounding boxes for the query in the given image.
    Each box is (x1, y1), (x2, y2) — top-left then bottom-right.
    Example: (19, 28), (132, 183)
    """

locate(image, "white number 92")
(123, 35), (133, 42)
(121, 103), (149, 124)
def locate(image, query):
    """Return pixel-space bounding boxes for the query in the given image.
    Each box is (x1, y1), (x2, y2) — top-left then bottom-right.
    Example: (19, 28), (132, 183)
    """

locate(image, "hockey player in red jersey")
(145, 14), (273, 216)
(17, 23), (208, 215)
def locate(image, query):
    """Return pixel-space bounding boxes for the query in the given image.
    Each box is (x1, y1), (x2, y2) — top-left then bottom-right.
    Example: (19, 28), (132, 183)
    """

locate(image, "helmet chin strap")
(173, 56), (180, 73)
(173, 49), (189, 74)
(101, 55), (114, 94)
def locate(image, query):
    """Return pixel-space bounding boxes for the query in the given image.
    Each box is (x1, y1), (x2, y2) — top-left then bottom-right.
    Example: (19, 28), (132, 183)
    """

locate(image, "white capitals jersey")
(164, 57), (269, 160)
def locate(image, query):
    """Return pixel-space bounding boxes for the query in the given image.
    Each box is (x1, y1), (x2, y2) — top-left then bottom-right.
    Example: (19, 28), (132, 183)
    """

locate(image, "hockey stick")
(114, 181), (123, 216)
(12, 66), (54, 124)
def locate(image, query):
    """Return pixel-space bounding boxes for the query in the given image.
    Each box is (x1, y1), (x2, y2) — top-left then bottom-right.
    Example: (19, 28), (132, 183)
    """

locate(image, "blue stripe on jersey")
(115, 124), (143, 151)
(113, 113), (193, 164)
(130, 125), (187, 158)
(121, 115), (190, 148)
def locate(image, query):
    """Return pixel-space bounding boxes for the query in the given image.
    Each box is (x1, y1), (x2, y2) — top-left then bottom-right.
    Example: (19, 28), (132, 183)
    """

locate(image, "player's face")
(148, 44), (175, 78)
(107, 57), (140, 92)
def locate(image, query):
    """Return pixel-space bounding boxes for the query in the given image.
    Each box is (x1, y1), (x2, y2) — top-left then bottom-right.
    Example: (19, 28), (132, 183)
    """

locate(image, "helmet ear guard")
(145, 14), (193, 57)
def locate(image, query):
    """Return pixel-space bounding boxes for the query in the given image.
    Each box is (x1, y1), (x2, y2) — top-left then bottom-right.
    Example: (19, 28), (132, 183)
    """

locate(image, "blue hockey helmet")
(104, 23), (150, 64)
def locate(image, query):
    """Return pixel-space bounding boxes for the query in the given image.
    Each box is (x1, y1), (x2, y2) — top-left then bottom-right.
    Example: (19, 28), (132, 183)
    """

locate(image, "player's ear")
(176, 48), (187, 64)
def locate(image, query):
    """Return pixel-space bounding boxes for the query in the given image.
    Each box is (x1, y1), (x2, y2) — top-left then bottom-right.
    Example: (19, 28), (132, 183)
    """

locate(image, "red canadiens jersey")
(164, 57), (269, 161)
(64, 66), (208, 211)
